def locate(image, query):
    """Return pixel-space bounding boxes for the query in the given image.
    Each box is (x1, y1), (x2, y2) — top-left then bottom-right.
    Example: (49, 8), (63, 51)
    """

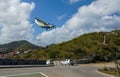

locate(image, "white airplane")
(34, 17), (56, 30)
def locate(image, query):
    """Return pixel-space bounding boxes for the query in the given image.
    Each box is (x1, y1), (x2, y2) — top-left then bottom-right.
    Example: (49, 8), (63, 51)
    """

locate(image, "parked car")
(61, 59), (75, 65)
(46, 59), (54, 66)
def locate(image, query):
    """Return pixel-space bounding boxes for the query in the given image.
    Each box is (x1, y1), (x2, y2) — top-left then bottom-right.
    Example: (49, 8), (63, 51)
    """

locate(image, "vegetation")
(7, 73), (45, 77)
(1, 30), (120, 61)
(99, 61), (120, 77)
(114, 60), (120, 76)
(23, 30), (120, 61)
(0, 40), (41, 50)
(99, 68), (119, 76)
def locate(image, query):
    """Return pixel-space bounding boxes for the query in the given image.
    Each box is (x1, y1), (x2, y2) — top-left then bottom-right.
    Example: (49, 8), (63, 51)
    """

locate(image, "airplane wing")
(35, 18), (48, 27)
(34, 17), (56, 30)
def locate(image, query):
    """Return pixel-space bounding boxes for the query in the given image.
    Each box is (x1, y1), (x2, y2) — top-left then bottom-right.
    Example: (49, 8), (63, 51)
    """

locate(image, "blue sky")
(0, 0), (120, 46)
(23, 0), (95, 36)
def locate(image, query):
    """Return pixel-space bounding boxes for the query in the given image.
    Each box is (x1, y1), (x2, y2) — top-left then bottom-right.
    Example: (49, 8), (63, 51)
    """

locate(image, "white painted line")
(40, 72), (49, 77)
(1, 72), (48, 77)
(3, 72), (38, 77)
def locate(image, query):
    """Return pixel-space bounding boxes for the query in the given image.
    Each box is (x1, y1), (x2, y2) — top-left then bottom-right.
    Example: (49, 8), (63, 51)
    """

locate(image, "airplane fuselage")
(34, 18), (56, 30)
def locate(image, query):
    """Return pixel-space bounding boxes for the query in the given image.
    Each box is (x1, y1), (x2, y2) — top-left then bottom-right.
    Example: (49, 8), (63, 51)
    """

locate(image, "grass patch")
(99, 68), (120, 76)
(6, 73), (46, 77)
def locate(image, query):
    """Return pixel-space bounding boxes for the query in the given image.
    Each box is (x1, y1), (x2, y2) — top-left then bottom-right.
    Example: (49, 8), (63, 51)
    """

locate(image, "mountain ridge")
(0, 40), (41, 50)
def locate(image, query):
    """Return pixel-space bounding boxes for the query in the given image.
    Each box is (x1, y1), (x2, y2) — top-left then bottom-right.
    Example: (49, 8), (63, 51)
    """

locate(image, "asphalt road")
(0, 64), (114, 77)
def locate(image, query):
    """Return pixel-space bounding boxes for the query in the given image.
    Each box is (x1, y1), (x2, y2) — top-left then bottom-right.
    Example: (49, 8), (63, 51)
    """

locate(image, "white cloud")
(69, 0), (81, 4)
(62, 0), (82, 4)
(0, 0), (120, 47)
(36, 0), (120, 46)
(0, 0), (35, 44)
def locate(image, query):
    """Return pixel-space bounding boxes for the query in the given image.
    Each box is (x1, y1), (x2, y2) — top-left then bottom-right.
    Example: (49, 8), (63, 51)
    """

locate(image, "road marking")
(40, 72), (48, 77)
(0, 72), (48, 77)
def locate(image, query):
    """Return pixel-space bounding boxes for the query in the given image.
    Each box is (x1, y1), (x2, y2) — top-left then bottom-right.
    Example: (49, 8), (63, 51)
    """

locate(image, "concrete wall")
(0, 59), (46, 65)
(76, 59), (90, 64)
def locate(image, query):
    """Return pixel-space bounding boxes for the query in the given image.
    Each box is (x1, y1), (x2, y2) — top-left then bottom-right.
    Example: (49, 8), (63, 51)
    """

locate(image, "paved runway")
(0, 64), (114, 77)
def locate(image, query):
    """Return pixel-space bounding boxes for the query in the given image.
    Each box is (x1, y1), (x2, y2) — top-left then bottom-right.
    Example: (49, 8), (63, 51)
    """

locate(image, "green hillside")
(22, 30), (120, 61)
(5, 30), (120, 61)
(0, 40), (41, 50)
